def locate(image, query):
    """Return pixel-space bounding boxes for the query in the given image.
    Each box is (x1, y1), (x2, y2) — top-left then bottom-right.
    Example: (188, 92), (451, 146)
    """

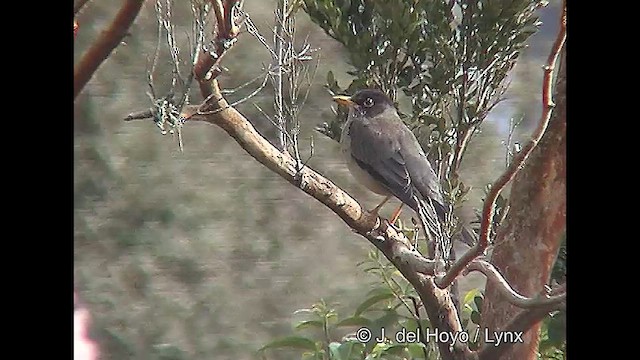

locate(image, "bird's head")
(332, 89), (394, 118)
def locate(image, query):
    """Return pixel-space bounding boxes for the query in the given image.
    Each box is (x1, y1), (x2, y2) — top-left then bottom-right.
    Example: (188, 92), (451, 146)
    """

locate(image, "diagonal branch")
(145, 5), (566, 360)
(74, 0), (91, 15)
(184, 83), (385, 237)
(74, 0), (144, 99)
(435, 4), (567, 289)
(182, 80), (466, 360)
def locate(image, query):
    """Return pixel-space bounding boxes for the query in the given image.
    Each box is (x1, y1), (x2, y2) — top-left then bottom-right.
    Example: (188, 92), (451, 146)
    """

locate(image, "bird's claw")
(365, 227), (386, 243)
(386, 220), (401, 233)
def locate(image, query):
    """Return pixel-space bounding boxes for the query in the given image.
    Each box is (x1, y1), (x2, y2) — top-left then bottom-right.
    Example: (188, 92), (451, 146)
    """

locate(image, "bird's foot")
(386, 220), (401, 233)
(365, 217), (386, 243)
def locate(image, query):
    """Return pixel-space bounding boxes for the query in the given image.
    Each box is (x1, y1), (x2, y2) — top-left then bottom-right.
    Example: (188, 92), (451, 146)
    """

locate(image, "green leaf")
(473, 295), (484, 313)
(295, 320), (325, 331)
(355, 290), (395, 316)
(406, 342), (427, 357)
(364, 287), (394, 298)
(259, 336), (317, 352)
(371, 309), (400, 329)
(382, 344), (411, 356)
(463, 288), (481, 307)
(399, 318), (419, 332)
(470, 310), (481, 325)
(327, 70), (339, 92)
(328, 342), (344, 360)
(336, 316), (372, 328)
(369, 342), (391, 356)
(546, 312), (566, 347)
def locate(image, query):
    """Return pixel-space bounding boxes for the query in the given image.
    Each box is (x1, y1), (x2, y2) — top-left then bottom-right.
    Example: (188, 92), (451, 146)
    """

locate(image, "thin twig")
(373, 252), (417, 318)
(74, 0), (91, 15)
(74, 0), (144, 99)
(197, 73), (270, 115)
(452, 0), (471, 173)
(503, 116), (523, 168)
(243, 13), (277, 58)
(147, 1), (164, 101)
(435, 5), (566, 289)
(409, 296), (430, 359)
(221, 71), (271, 94)
(253, 103), (295, 146)
(124, 109), (154, 121)
(274, 0), (288, 151)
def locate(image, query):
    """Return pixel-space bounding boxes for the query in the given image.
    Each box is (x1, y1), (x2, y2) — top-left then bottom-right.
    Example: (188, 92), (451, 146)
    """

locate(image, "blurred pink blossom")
(74, 293), (98, 360)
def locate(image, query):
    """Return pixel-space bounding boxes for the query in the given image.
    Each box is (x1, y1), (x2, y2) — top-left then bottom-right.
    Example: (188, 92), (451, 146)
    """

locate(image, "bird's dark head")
(333, 88), (394, 118)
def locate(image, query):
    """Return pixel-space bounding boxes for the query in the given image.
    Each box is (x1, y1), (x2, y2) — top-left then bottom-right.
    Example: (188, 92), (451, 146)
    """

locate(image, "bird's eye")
(363, 98), (374, 107)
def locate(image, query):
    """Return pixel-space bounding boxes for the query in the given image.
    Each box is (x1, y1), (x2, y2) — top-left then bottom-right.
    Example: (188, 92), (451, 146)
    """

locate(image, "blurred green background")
(74, 1), (561, 358)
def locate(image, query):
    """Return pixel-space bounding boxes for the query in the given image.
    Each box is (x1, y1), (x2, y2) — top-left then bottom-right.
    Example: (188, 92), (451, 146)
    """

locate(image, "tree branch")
(478, 4), (567, 359)
(193, 0), (243, 98)
(477, 288), (565, 360)
(129, 5), (567, 360)
(74, 0), (91, 15)
(74, 0), (144, 99)
(464, 260), (565, 309)
(182, 80), (466, 359)
(435, 4), (567, 289)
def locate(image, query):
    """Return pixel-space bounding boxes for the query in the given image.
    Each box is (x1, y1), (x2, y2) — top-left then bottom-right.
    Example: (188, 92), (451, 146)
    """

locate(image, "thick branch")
(74, 0), (144, 99)
(479, 4), (567, 359)
(182, 81), (467, 360)
(184, 83), (391, 241)
(436, 6), (567, 289)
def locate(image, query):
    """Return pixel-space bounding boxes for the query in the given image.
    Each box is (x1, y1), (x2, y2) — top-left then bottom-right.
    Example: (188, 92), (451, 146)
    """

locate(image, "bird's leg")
(389, 203), (404, 225)
(369, 196), (391, 216)
(371, 197), (405, 233)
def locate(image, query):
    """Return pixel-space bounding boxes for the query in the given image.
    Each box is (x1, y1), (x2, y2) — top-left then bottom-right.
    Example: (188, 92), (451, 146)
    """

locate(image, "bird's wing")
(347, 115), (418, 210)
(398, 130), (447, 217)
(348, 114), (447, 219)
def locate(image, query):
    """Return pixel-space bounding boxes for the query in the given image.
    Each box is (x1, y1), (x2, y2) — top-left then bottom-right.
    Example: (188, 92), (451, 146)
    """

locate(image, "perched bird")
(333, 89), (454, 260)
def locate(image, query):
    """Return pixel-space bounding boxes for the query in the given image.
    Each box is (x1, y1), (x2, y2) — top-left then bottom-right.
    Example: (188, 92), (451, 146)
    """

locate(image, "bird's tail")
(415, 197), (451, 261)
(415, 197), (464, 313)
(455, 223), (477, 248)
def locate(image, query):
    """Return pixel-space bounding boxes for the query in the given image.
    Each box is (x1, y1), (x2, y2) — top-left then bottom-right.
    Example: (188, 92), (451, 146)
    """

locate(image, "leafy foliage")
(278, 1), (563, 359)
(260, 252), (493, 359)
(307, 0), (545, 159)
(307, 0), (546, 246)
(551, 234), (566, 284)
(262, 244), (568, 359)
(537, 234), (566, 358)
(538, 311), (566, 359)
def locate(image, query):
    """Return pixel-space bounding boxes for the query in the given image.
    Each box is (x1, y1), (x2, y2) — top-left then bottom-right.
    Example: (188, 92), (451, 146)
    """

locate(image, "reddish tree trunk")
(481, 48), (566, 360)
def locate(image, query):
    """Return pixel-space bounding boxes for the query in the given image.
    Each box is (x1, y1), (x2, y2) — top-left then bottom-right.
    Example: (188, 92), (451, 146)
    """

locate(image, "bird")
(333, 88), (455, 261)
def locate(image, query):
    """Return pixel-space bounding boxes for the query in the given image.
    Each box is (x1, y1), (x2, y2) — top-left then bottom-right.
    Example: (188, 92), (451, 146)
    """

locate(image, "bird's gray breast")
(340, 108), (392, 196)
